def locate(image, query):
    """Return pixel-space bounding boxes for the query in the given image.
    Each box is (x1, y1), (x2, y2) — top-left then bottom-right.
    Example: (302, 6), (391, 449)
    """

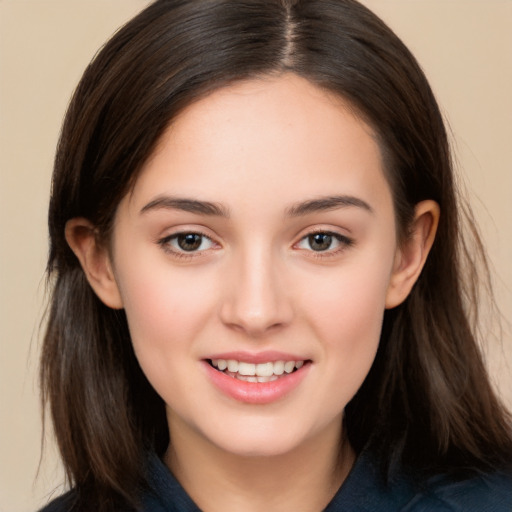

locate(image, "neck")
(164, 417), (355, 512)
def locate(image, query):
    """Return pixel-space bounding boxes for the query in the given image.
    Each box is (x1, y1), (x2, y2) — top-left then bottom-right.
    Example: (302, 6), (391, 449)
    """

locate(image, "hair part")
(41, 0), (512, 509)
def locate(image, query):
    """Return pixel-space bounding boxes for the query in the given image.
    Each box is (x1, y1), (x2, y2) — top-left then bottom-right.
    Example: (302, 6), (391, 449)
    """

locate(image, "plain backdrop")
(1, 1), (511, 510)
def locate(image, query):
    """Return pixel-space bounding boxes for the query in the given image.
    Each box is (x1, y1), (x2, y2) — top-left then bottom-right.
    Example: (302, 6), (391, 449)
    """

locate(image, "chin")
(217, 437), (302, 459)
(204, 419), (316, 459)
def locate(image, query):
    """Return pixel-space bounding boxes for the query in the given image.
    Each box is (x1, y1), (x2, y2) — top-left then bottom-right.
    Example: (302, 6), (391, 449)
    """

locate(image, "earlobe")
(385, 200), (440, 309)
(65, 218), (124, 309)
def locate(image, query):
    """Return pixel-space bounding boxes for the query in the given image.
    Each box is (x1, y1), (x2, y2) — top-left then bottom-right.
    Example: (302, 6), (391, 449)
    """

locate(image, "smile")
(209, 359), (305, 383)
(204, 357), (311, 404)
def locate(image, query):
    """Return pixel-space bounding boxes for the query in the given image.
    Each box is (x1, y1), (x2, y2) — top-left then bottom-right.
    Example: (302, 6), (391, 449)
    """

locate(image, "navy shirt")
(40, 450), (512, 511)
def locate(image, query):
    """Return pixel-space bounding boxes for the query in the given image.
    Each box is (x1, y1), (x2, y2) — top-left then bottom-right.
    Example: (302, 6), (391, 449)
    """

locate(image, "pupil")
(309, 233), (332, 251)
(177, 233), (202, 251)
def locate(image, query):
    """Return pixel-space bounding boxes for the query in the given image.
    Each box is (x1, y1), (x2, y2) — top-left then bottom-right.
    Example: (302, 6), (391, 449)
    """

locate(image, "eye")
(160, 232), (216, 254)
(296, 231), (353, 253)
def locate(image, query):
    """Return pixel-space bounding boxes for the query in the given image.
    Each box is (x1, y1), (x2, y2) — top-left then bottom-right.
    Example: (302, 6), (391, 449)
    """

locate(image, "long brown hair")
(41, 0), (512, 509)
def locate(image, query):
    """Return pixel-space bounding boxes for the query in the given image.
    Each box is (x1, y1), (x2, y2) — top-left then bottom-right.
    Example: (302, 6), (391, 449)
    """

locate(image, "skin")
(67, 73), (439, 512)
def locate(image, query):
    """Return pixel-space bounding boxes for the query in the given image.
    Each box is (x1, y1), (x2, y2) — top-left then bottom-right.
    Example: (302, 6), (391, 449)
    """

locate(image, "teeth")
(237, 375), (258, 383)
(227, 359), (238, 372)
(256, 362), (273, 377)
(257, 375), (279, 383)
(284, 361), (295, 373)
(238, 362), (256, 375)
(211, 359), (305, 378)
(273, 361), (285, 375)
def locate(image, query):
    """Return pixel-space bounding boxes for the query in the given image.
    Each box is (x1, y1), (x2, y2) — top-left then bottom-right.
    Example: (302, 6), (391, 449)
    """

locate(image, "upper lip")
(204, 351), (309, 364)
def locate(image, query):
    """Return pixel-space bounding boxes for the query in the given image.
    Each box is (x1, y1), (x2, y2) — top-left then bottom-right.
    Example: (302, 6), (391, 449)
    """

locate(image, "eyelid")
(293, 228), (354, 257)
(157, 228), (220, 259)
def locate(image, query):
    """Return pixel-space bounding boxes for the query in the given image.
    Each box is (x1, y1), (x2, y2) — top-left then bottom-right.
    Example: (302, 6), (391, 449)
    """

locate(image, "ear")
(385, 200), (440, 309)
(65, 218), (124, 309)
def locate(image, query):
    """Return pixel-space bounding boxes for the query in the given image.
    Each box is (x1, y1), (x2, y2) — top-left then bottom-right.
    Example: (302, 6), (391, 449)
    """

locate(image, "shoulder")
(36, 453), (199, 512)
(326, 449), (512, 512)
(37, 490), (77, 512)
(36, 489), (137, 512)
(407, 470), (512, 512)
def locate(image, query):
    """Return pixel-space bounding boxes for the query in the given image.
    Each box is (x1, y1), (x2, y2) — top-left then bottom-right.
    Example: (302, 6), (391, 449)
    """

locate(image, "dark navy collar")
(143, 449), (512, 512)
(142, 449), (412, 512)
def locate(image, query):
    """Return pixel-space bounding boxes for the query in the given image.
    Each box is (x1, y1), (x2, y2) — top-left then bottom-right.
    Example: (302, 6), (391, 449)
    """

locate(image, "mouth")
(204, 355), (312, 404)
(208, 359), (308, 383)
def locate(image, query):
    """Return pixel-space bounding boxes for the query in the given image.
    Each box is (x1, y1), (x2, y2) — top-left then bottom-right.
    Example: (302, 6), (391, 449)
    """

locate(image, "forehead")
(123, 73), (392, 218)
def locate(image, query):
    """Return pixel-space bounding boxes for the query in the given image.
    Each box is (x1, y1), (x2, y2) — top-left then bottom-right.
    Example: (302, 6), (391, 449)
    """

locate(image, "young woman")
(39, 1), (512, 511)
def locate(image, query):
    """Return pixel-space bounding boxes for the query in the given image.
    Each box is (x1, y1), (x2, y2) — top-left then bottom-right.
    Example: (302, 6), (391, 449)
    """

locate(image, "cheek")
(114, 260), (217, 364)
(325, 283), (384, 367)
(116, 265), (222, 412)
(307, 256), (391, 333)
(304, 255), (393, 389)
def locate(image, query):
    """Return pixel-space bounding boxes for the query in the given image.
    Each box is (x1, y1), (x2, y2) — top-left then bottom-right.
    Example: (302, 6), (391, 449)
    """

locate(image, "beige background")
(1, 1), (511, 510)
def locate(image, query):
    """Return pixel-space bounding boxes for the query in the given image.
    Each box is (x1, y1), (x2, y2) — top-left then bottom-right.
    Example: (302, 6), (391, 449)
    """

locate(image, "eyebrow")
(140, 196), (230, 217)
(140, 194), (372, 218)
(285, 195), (374, 217)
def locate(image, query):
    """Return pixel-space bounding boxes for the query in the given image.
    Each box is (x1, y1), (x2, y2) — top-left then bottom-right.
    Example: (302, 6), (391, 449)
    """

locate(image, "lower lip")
(203, 361), (311, 405)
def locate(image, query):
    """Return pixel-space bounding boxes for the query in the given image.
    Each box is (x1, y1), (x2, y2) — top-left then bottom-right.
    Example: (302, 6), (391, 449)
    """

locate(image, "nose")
(219, 246), (294, 337)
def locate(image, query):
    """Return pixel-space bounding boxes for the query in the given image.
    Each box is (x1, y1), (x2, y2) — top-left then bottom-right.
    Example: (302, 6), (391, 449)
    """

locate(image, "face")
(109, 74), (400, 458)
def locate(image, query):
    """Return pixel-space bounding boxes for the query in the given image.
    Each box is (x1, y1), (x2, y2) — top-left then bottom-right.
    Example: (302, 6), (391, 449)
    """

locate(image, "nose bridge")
(220, 240), (292, 335)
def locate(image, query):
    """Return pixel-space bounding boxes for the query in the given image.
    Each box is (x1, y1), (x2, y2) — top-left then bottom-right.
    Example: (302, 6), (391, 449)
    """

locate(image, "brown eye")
(159, 232), (216, 255)
(177, 233), (203, 251)
(296, 231), (353, 255)
(308, 233), (333, 251)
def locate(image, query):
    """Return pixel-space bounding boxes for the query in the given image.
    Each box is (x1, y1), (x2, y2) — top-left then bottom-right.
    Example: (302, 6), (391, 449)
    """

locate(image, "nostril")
(218, 273), (294, 335)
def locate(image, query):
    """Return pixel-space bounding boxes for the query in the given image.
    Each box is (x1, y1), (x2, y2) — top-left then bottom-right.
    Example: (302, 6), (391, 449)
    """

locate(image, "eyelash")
(295, 230), (354, 258)
(157, 231), (217, 259)
(157, 229), (354, 260)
